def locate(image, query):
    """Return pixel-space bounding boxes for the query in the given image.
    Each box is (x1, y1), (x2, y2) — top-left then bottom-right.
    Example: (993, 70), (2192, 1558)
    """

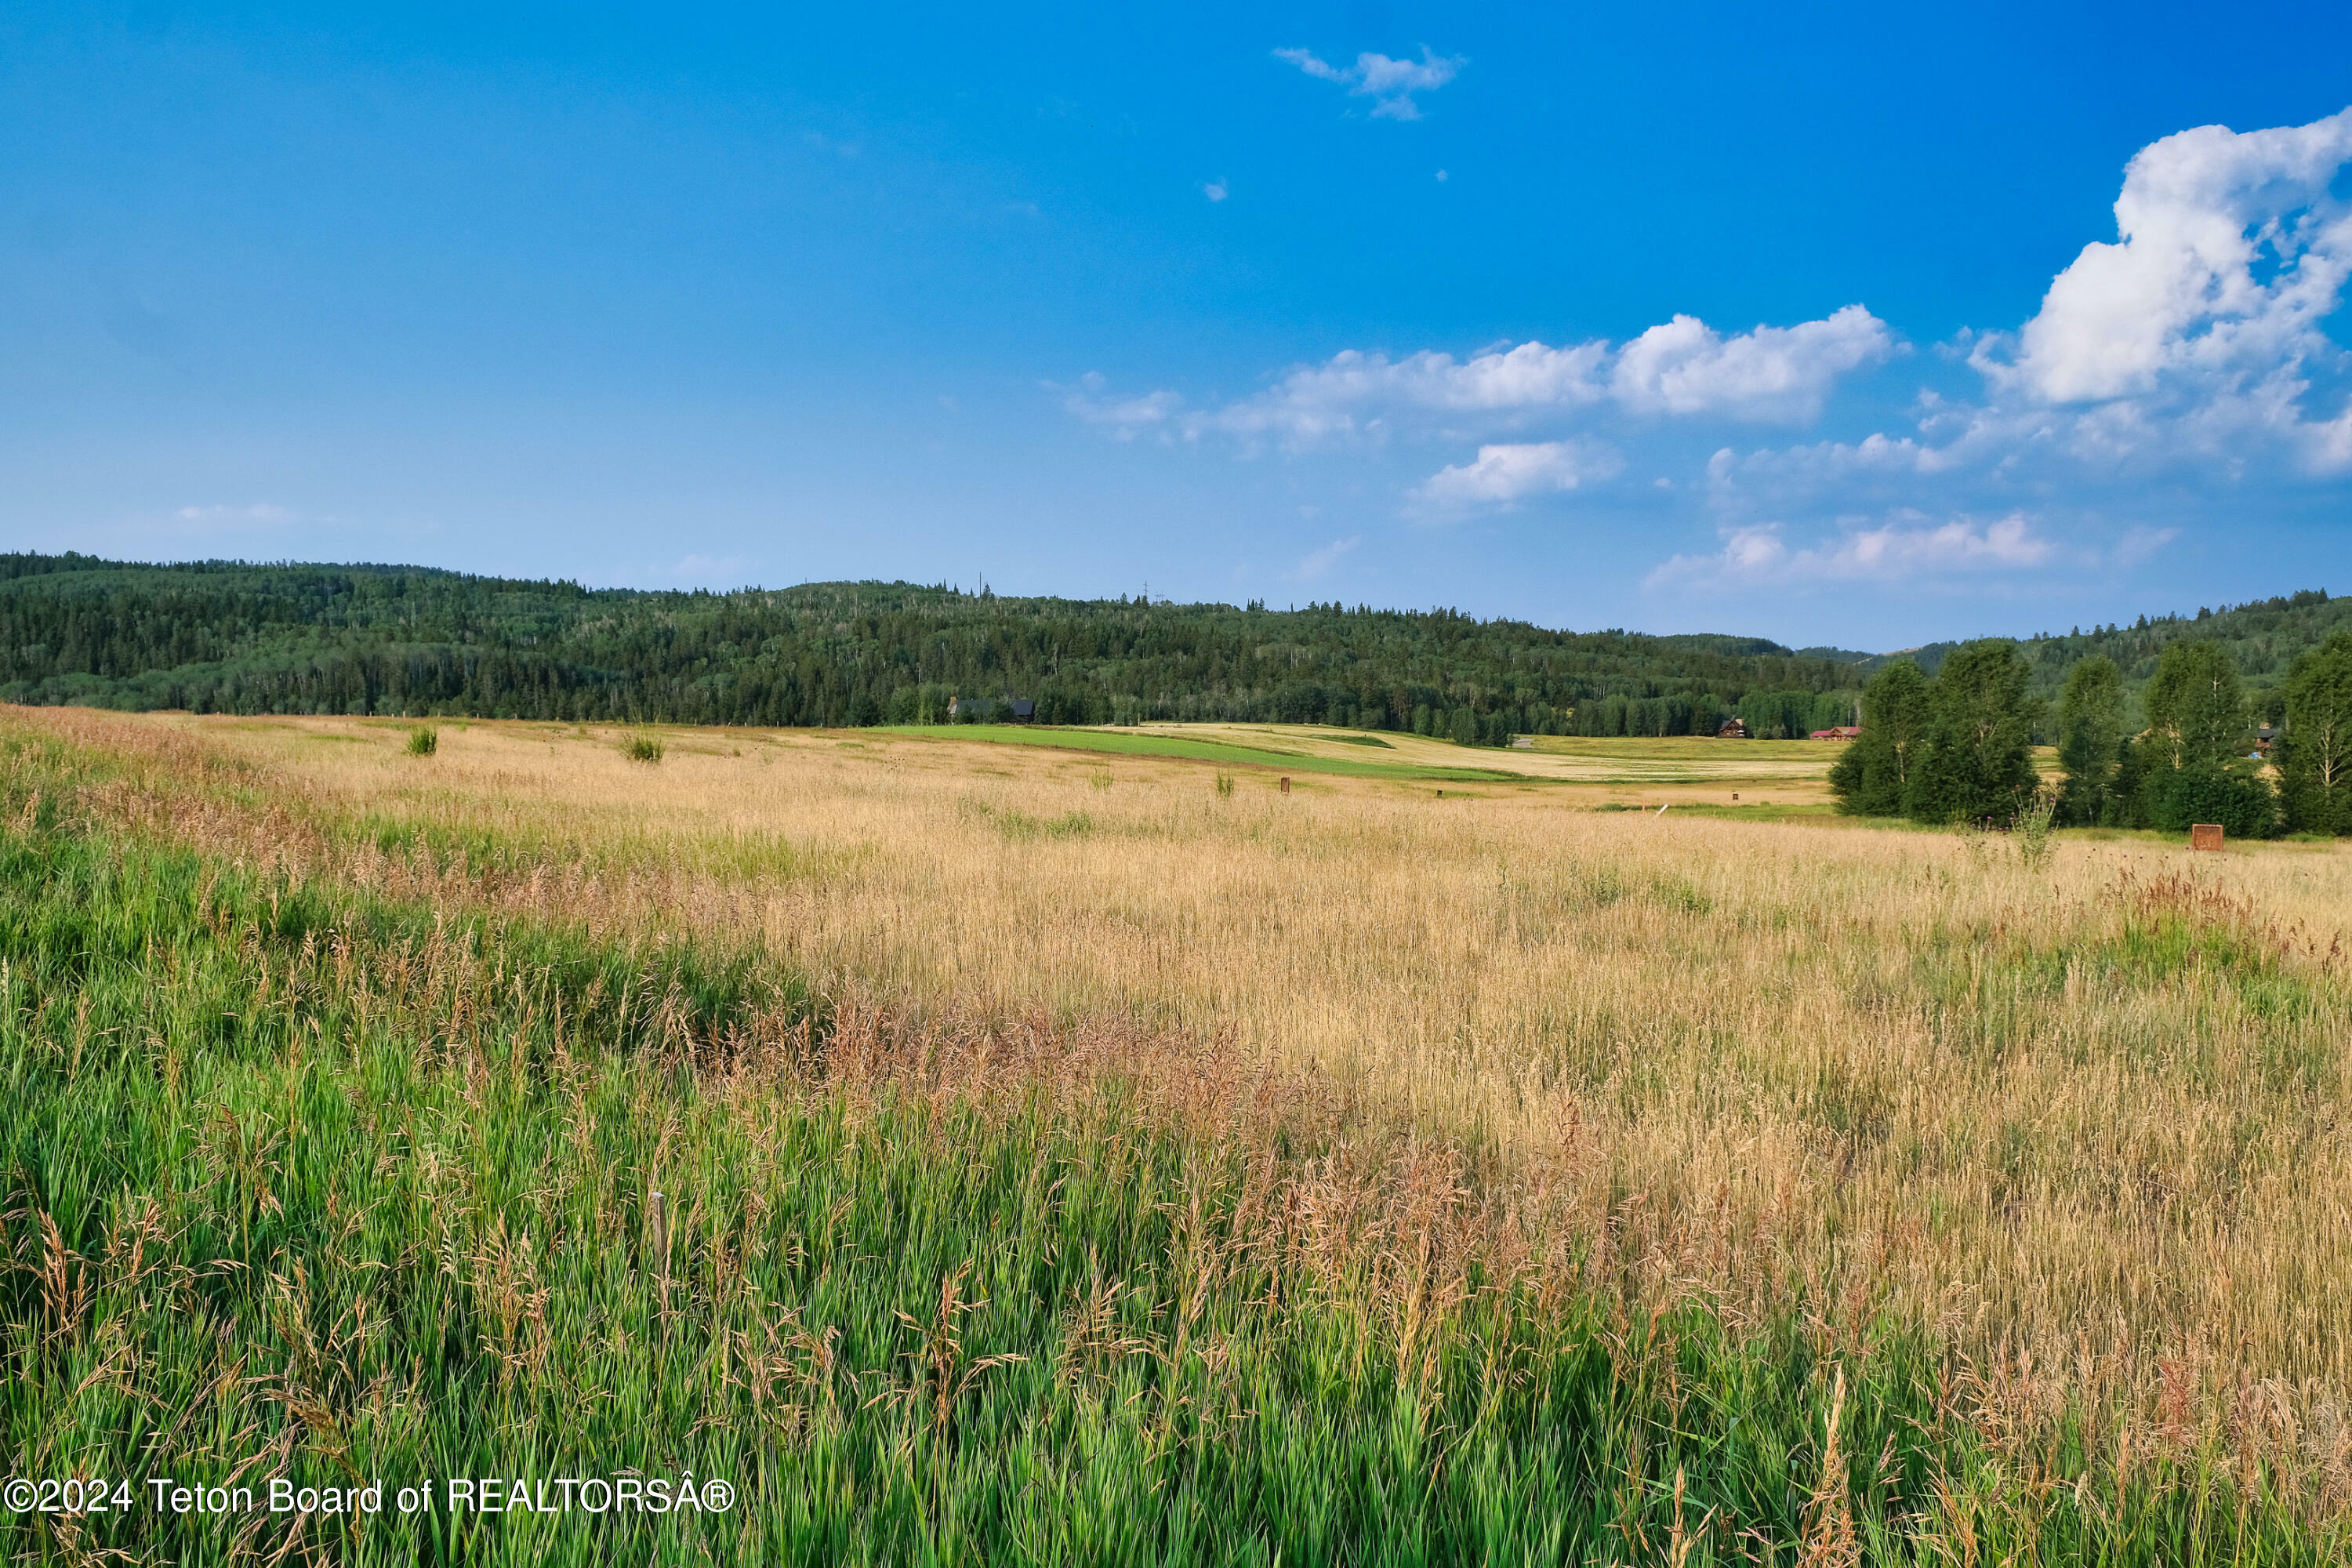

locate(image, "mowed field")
(5, 706), (2350, 1562)
(884, 720), (1848, 806)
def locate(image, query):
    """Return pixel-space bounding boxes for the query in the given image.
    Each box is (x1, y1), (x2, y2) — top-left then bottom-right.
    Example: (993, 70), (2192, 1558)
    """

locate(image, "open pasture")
(60, 710), (2352, 1397)
(889, 720), (1846, 804)
(8, 705), (2351, 1560)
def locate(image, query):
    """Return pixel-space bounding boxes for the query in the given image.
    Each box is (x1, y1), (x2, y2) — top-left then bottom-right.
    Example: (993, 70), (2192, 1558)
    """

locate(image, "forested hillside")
(0, 553), (2333, 740)
(1871, 589), (2343, 722)
(0, 553), (1866, 739)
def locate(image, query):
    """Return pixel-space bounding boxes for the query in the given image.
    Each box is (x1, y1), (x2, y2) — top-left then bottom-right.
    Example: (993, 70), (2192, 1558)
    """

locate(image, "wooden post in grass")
(2190, 823), (2224, 851)
(1279, 776), (1290, 794)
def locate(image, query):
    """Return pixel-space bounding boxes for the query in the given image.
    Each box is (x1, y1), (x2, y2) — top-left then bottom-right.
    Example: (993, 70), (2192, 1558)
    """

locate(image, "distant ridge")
(1854, 589), (2341, 720)
(0, 553), (1862, 739)
(0, 553), (2332, 734)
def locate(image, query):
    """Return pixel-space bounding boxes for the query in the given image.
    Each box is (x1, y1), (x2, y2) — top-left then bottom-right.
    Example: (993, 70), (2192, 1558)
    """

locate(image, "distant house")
(1008, 698), (1036, 721)
(1809, 726), (1863, 740)
(1717, 717), (1750, 739)
(2254, 725), (2278, 754)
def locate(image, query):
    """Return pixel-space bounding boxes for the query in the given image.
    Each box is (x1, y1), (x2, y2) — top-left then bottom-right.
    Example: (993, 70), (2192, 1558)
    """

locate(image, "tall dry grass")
(24, 706), (2352, 1510)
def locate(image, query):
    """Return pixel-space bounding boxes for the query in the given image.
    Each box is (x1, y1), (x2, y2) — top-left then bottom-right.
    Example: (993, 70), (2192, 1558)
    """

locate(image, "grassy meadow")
(5, 708), (2349, 1563)
(884, 722), (1848, 804)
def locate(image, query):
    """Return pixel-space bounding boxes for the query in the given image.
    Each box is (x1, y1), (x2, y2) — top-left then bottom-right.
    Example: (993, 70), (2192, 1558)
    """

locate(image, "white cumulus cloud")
(1200, 339), (1610, 447)
(1612, 306), (1899, 423)
(2000, 108), (2352, 409)
(1068, 105), (2352, 592)
(1274, 46), (1464, 121)
(1095, 310), (1894, 453)
(1681, 106), (2352, 590)
(1415, 440), (1623, 514)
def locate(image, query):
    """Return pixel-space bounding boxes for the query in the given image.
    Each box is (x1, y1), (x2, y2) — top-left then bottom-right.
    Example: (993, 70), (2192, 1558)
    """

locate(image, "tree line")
(1858, 588), (2345, 715)
(1830, 631), (2352, 837)
(0, 554), (1869, 743)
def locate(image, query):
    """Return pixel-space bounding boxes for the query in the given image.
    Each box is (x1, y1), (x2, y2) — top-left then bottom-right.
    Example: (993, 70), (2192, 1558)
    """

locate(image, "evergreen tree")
(1828, 659), (1931, 816)
(1906, 640), (2038, 825)
(2053, 656), (2123, 826)
(2279, 630), (2352, 834)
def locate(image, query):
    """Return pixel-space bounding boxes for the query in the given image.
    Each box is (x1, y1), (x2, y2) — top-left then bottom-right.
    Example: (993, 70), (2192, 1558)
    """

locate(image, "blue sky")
(4, 2), (2350, 648)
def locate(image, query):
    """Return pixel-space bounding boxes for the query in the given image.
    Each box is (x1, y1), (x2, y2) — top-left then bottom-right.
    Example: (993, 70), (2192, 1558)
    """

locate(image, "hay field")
(68, 719), (2352, 1405)
(902, 720), (1849, 801)
(12, 705), (2352, 1553)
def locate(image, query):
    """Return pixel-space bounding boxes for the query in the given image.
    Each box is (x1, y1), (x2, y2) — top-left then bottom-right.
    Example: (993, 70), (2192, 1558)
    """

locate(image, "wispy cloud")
(1294, 535), (1361, 579)
(1414, 440), (1623, 515)
(1202, 177), (1229, 203)
(1645, 513), (2058, 591)
(1065, 308), (1894, 459)
(1058, 373), (1185, 440)
(176, 503), (296, 524)
(666, 552), (754, 584)
(1274, 46), (1464, 121)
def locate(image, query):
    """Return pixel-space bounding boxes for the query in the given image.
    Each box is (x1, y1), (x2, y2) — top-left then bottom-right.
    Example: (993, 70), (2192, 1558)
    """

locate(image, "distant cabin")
(1717, 717), (1750, 739)
(2255, 726), (2278, 754)
(1809, 726), (1863, 740)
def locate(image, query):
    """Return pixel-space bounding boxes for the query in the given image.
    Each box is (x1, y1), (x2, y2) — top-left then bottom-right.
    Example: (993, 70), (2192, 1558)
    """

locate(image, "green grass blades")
(0, 775), (2342, 1563)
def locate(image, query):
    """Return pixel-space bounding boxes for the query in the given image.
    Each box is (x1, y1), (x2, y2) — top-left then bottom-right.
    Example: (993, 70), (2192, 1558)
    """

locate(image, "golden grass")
(1134, 720), (1846, 794)
(24, 706), (2352, 1504)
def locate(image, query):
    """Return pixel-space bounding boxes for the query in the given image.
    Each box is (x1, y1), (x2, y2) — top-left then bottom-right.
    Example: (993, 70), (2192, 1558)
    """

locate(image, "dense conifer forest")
(0, 553), (1868, 739)
(1868, 588), (2347, 724)
(0, 553), (2336, 742)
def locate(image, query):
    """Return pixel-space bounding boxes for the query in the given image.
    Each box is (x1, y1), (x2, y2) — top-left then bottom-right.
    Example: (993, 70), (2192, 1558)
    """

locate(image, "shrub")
(623, 731), (665, 764)
(2151, 760), (2277, 839)
(405, 726), (437, 757)
(2013, 785), (2058, 871)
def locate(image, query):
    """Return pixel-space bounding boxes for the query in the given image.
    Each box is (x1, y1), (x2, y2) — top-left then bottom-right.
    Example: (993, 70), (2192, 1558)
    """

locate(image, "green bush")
(405, 725), (437, 757)
(2151, 760), (2278, 839)
(623, 731), (665, 764)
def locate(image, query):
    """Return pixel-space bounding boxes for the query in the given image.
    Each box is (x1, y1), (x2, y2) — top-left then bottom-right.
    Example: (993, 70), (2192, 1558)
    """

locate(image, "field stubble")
(21, 706), (2352, 1526)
